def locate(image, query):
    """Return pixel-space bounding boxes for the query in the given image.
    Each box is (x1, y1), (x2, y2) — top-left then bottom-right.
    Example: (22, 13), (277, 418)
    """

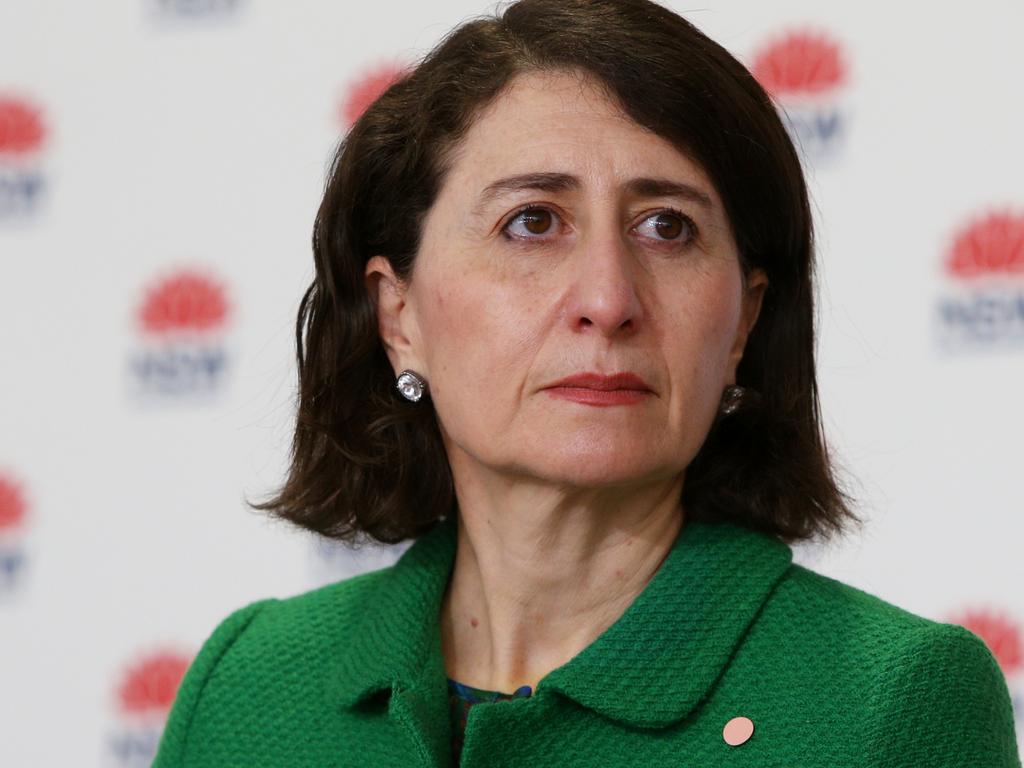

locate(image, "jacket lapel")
(537, 518), (794, 727)
(328, 516), (459, 767)
(327, 512), (793, 740)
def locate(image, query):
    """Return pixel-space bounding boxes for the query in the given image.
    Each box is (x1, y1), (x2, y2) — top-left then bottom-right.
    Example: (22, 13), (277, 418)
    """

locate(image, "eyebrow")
(472, 172), (715, 216)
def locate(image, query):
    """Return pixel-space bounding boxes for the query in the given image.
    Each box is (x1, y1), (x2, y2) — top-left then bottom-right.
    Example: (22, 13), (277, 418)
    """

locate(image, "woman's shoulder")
(774, 562), (945, 630)
(221, 564), (396, 656)
(764, 561), (1001, 665)
(741, 561), (1019, 765)
(175, 566), (396, 698)
(770, 561), (978, 638)
(152, 566), (398, 767)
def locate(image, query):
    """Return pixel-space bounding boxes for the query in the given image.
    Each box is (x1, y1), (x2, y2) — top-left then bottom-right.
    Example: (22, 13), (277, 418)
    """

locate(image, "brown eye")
(502, 206), (558, 239)
(638, 209), (697, 245)
(653, 214), (683, 239)
(522, 209), (552, 234)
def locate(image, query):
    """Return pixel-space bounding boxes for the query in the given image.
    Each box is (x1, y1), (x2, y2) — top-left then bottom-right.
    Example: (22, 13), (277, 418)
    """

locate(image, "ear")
(364, 255), (422, 376)
(726, 267), (769, 381)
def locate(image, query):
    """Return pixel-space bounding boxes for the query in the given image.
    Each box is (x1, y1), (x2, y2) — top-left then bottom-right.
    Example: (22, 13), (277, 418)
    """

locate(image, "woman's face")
(367, 69), (767, 491)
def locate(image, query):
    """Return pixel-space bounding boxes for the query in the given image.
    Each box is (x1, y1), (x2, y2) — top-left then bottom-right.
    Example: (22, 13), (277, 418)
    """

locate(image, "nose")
(564, 224), (644, 337)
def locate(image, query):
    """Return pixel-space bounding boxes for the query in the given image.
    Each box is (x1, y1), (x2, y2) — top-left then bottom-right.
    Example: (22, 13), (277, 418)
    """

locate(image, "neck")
(439, 463), (685, 695)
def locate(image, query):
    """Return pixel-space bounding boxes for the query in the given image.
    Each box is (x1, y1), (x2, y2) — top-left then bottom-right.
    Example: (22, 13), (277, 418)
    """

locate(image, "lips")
(544, 372), (651, 392)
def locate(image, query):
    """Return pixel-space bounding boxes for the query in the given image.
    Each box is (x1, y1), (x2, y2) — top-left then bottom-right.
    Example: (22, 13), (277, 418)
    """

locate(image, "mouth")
(543, 372), (652, 392)
(542, 372), (653, 407)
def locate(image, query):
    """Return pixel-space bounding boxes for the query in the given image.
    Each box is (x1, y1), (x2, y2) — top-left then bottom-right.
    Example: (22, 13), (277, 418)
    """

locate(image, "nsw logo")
(0, 95), (47, 220)
(127, 267), (233, 399)
(750, 30), (849, 165)
(106, 650), (192, 767)
(934, 209), (1024, 352)
(0, 472), (29, 596)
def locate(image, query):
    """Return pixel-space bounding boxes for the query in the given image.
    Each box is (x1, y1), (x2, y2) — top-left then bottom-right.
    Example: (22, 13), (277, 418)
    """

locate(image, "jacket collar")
(328, 513), (793, 729)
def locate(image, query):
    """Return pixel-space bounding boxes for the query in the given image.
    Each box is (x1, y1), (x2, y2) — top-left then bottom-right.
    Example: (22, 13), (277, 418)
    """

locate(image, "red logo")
(948, 608), (1023, 677)
(339, 61), (409, 127)
(137, 269), (230, 337)
(750, 30), (847, 98)
(0, 96), (45, 156)
(129, 267), (233, 397)
(117, 650), (192, 718)
(0, 474), (27, 534)
(945, 210), (1024, 279)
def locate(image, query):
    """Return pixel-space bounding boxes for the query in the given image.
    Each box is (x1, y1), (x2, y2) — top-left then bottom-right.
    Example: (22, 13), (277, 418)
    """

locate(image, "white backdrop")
(2, 1), (1022, 765)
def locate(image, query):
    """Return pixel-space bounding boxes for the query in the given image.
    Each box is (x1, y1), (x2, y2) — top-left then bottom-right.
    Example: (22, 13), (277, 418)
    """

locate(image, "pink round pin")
(723, 716), (754, 746)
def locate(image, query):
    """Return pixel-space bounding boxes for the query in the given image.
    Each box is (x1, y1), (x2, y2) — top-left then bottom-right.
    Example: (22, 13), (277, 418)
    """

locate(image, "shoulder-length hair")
(249, 0), (863, 546)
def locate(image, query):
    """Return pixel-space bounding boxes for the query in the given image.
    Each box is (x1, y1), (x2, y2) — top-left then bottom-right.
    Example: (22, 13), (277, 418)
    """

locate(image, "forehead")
(441, 69), (720, 202)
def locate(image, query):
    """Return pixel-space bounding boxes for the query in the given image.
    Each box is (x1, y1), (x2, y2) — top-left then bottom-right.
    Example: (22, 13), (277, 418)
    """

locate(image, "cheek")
(662, 270), (742, 400)
(417, 267), (544, 414)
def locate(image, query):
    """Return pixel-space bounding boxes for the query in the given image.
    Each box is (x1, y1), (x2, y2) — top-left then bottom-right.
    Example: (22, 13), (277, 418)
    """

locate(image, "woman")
(154, 1), (1021, 766)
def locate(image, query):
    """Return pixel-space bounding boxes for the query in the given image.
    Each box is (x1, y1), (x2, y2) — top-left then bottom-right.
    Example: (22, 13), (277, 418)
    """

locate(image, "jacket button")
(723, 716), (754, 746)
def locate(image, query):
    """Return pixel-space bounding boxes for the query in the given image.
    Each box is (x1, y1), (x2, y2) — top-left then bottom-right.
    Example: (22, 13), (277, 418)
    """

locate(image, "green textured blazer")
(152, 516), (1021, 767)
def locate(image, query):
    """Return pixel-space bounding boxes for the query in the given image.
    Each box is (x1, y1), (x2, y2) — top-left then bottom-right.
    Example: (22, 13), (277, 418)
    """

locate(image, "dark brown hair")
(248, 0), (863, 546)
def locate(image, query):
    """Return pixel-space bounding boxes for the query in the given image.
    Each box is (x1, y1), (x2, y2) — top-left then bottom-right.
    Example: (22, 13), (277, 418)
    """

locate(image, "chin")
(528, 451), (673, 489)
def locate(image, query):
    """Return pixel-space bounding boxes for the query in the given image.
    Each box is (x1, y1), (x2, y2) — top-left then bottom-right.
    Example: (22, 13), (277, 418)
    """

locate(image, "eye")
(636, 208), (698, 245)
(501, 205), (559, 239)
(500, 205), (699, 247)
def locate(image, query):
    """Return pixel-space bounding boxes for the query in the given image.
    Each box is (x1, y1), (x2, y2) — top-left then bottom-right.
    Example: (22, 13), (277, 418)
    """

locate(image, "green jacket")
(153, 516), (1021, 767)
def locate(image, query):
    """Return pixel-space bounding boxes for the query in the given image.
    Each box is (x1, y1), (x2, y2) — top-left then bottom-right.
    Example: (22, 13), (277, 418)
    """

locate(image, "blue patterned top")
(447, 677), (533, 762)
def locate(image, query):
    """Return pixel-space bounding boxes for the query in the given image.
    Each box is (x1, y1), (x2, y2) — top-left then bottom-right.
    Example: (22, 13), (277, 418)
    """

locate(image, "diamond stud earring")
(396, 369), (428, 402)
(719, 385), (746, 415)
